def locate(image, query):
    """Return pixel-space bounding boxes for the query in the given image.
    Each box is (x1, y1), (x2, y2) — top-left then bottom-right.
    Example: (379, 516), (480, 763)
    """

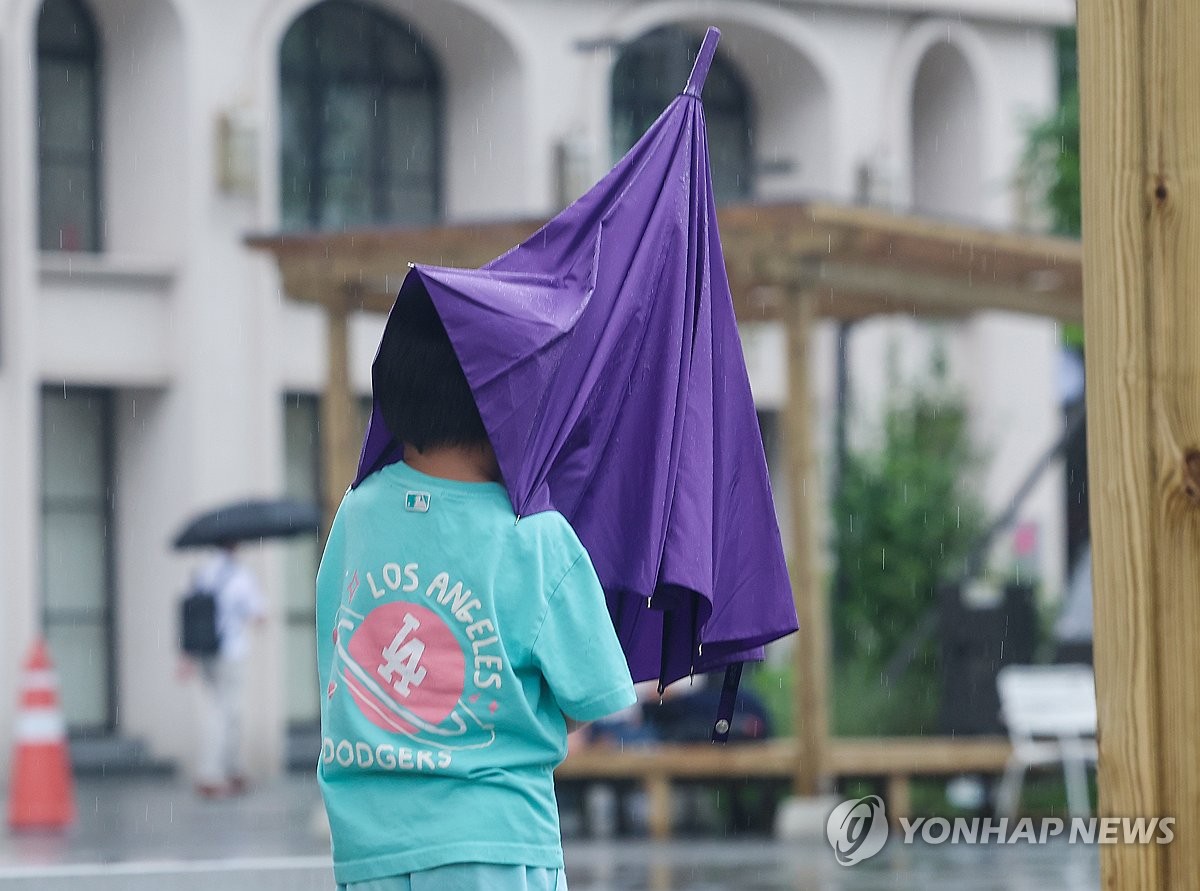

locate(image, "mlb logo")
(405, 491), (431, 513)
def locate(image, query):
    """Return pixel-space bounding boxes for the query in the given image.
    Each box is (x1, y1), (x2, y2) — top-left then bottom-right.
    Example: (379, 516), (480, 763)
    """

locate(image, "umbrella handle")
(684, 27), (722, 97)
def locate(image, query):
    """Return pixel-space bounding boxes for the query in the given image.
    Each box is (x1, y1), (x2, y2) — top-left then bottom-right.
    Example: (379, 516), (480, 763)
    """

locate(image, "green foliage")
(1023, 28), (1083, 350)
(1023, 85), (1081, 238)
(832, 355), (987, 674)
(843, 775), (1095, 820)
(831, 658), (939, 737)
(1055, 27), (1078, 99)
(744, 662), (793, 736)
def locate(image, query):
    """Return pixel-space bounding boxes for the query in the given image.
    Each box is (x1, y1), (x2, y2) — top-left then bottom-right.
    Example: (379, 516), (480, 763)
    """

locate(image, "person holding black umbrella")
(179, 540), (266, 798)
(173, 498), (315, 797)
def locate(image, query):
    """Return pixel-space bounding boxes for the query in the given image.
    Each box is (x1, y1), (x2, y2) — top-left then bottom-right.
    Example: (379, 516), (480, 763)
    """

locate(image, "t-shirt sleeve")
(531, 550), (637, 723)
(315, 503), (347, 694)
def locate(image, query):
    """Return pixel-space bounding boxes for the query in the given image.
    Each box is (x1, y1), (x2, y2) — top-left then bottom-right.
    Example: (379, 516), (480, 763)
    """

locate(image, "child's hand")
(566, 722), (592, 755)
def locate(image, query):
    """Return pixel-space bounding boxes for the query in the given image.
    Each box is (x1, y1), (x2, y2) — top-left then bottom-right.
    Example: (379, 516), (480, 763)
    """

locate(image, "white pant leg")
(196, 657), (224, 784)
(196, 657), (245, 784)
(217, 658), (246, 779)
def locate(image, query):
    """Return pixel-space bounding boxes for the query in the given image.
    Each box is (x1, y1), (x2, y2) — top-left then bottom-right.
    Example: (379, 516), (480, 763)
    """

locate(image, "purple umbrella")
(355, 28), (797, 739)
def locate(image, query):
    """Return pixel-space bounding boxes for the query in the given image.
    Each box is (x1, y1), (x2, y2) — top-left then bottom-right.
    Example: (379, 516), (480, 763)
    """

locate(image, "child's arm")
(315, 503), (348, 695)
(532, 550), (637, 728)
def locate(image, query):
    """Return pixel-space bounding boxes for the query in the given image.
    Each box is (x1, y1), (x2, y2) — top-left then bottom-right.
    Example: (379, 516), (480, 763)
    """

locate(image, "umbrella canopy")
(355, 28), (797, 699)
(172, 498), (321, 549)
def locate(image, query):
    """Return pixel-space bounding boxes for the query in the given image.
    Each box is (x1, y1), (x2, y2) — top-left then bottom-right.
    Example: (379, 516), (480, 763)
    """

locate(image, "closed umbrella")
(355, 28), (796, 739)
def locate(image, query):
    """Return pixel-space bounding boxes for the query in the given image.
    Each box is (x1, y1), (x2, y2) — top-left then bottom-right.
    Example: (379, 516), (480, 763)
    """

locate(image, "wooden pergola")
(248, 200), (1082, 798)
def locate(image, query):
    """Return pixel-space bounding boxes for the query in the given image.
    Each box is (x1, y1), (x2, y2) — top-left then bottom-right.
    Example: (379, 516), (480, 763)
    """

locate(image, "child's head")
(373, 277), (491, 454)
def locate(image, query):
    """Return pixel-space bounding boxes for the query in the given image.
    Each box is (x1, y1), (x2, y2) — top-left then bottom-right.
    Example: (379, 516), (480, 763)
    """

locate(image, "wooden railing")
(555, 736), (1013, 838)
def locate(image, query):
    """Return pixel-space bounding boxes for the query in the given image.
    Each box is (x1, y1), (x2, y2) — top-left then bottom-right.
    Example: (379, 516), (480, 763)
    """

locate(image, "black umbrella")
(172, 498), (321, 549)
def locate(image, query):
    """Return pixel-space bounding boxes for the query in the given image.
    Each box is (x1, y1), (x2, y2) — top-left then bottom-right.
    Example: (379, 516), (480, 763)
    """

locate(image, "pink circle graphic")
(343, 602), (465, 734)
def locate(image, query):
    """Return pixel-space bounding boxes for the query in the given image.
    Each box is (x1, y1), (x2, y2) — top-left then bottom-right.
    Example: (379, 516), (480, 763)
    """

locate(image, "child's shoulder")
(512, 507), (584, 548)
(345, 467), (583, 550)
(348, 462), (510, 512)
(509, 510), (597, 588)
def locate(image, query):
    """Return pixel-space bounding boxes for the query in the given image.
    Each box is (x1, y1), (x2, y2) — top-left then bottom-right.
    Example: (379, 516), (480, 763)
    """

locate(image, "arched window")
(37, 0), (102, 252)
(612, 26), (754, 203)
(280, 1), (442, 231)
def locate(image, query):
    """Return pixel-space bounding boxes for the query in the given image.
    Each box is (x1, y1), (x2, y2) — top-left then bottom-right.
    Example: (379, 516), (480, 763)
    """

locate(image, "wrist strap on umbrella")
(711, 662), (743, 743)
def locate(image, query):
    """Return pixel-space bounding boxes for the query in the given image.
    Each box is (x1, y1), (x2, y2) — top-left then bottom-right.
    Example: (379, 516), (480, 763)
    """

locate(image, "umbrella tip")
(684, 27), (721, 97)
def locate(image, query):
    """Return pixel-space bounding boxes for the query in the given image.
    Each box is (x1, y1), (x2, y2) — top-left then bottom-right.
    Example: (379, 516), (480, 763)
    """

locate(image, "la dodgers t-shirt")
(316, 461), (637, 884)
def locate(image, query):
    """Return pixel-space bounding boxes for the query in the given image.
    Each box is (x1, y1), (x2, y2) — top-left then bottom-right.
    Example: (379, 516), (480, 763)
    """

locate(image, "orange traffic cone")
(7, 638), (75, 830)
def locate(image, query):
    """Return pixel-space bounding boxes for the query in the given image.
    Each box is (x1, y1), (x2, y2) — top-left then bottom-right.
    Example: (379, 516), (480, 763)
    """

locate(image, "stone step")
(68, 736), (175, 777)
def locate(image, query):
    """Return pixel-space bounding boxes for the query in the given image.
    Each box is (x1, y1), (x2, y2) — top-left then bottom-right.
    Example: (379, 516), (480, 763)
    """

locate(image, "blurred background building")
(0, 0), (1076, 777)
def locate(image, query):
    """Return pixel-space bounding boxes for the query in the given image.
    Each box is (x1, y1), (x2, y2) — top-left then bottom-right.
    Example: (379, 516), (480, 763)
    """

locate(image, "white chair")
(994, 664), (1098, 820)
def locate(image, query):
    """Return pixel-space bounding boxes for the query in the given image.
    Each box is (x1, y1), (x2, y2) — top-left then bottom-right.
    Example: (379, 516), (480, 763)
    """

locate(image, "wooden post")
(885, 775), (911, 828)
(1079, 2), (1200, 887)
(320, 297), (360, 534)
(783, 290), (830, 796)
(645, 774), (673, 840)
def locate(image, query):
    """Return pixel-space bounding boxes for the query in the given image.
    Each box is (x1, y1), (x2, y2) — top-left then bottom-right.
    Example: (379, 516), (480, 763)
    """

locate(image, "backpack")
(179, 565), (232, 656)
(180, 586), (221, 656)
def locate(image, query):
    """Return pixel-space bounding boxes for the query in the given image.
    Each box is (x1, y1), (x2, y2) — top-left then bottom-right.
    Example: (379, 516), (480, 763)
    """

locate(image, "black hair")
(373, 278), (491, 453)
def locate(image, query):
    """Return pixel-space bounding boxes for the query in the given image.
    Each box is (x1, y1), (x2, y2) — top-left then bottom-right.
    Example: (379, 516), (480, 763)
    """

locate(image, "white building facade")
(0, 0), (1076, 776)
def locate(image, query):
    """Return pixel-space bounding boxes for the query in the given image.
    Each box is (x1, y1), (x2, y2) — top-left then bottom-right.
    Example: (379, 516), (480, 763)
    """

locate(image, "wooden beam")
(246, 218), (544, 268)
(812, 261), (1083, 323)
(558, 740), (797, 780)
(319, 298), (359, 535)
(783, 291), (830, 796)
(247, 202), (1084, 324)
(825, 737), (1012, 774)
(555, 736), (1015, 837)
(1079, 1), (1200, 887)
(556, 737), (1013, 780)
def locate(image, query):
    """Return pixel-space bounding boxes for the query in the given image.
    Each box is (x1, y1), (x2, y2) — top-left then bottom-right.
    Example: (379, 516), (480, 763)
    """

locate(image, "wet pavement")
(0, 775), (1100, 890)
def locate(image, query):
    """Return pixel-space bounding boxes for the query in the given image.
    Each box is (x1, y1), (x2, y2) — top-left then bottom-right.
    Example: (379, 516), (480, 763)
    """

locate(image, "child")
(316, 279), (636, 891)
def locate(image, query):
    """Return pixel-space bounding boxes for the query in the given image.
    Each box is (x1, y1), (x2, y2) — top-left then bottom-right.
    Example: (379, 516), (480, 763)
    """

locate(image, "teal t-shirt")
(316, 461), (637, 884)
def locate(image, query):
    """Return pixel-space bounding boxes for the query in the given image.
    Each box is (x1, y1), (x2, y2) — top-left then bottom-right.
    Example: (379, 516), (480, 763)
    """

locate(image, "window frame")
(282, 392), (322, 730)
(37, 0), (104, 253)
(40, 385), (118, 736)
(279, 0), (443, 231)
